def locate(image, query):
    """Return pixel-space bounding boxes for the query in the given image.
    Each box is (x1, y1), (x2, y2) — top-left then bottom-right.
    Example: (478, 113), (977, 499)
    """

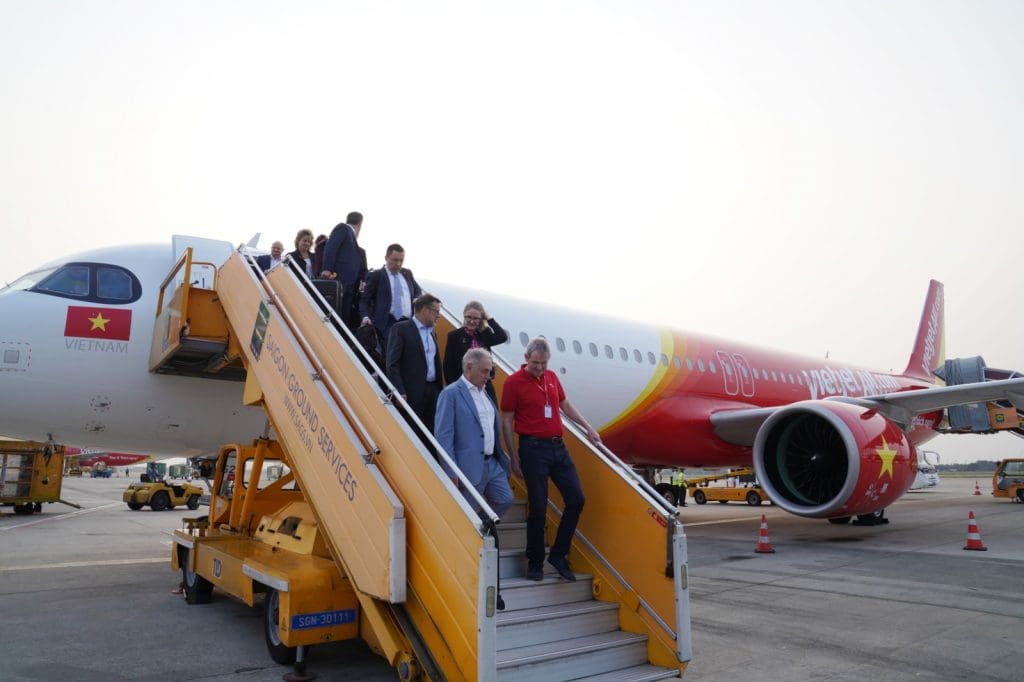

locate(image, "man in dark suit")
(434, 348), (514, 517)
(255, 241), (284, 272)
(387, 293), (443, 431)
(319, 211), (363, 328)
(360, 244), (422, 351)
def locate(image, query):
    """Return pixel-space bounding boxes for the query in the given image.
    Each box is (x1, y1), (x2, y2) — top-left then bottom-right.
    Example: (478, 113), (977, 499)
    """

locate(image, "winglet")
(245, 232), (262, 248)
(903, 280), (944, 383)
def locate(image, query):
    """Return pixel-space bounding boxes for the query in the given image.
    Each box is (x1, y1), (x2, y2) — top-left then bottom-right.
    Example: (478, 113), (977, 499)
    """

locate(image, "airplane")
(65, 446), (151, 469)
(1, 234), (1022, 524)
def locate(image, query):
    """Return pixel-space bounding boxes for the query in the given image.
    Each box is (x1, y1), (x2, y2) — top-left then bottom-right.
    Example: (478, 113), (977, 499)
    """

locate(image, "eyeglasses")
(464, 315), (483, 321)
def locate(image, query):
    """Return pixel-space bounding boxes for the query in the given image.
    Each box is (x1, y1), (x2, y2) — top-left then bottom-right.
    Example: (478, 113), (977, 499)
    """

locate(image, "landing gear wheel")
(852, 509), (888, 526)
(828, 516), (851, 525)
(127, 502), (143, 510)
(693, 490), (707, 505)
(149, 491), (170, 512)
(187, 494), (201, 510)
(265, 588), (297, 665)
(181, 547), (213, 604)
(746, 491), (762, 506)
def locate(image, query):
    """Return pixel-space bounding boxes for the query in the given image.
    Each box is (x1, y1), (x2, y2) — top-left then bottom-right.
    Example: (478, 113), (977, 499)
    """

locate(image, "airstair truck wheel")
(264, 589), (298, 665)
(693, 490), (707, 505)
(187, 494), (200, 510)
(746, 491), (762, 506)
(181, 547), (213, 605)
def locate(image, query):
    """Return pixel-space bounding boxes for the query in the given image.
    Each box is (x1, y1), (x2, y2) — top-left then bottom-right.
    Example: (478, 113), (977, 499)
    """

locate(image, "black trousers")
(518, 437), (585, 566)
(412, 380), (442, 434)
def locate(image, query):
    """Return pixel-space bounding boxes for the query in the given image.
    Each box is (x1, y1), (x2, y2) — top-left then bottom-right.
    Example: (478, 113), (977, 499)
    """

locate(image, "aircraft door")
(715, 350), (739, 396)
(732, 353), (755, 397)
(170, 236), (234, 290)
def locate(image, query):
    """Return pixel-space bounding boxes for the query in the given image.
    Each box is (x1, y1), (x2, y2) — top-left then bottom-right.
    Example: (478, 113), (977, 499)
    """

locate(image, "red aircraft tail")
(902, 280), (944, 383)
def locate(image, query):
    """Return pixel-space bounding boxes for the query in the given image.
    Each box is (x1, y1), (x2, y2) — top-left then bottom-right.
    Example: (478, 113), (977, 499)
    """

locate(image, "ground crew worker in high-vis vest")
(672, 470), (687, 506)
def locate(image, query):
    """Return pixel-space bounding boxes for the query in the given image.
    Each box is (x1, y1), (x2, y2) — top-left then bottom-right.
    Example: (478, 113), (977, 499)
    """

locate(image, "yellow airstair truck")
(153, 246), (691, 680)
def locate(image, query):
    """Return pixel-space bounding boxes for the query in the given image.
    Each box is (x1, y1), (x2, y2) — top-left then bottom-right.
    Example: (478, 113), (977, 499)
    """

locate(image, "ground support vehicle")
(992, 458), (1024, 503)
(171, 443), (361, 670)
(91, 462), (113, 478)
(651, 467), (757, 506)
(691, 483), (768, 506)
(1, 441), (75, 515)
(123, 479), (203, 511)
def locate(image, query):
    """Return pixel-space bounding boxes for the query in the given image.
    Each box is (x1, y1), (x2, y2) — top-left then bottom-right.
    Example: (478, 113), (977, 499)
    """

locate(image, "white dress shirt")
(461, 375), (495, 455)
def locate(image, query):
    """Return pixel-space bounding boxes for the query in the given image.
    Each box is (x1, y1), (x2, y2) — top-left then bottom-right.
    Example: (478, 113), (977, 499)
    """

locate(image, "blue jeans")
(518, 437), (585, 565)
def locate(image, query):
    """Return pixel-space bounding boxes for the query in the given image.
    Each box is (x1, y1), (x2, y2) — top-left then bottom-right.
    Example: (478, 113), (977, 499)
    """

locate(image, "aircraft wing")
(710, 377), (1024, 446)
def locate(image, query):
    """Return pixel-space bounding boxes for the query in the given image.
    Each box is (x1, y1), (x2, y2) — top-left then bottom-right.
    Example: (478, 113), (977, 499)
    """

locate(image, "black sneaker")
(547, 556), (576, 581)
(526, 564), (544, 581)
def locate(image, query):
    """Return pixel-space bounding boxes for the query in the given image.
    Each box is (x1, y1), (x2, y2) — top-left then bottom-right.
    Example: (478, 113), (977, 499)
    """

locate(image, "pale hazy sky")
(2, 1), (1022, 463)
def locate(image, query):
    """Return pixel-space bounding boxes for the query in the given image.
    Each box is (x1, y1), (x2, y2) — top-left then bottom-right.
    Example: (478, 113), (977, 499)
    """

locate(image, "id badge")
(544, 404), (553, 419)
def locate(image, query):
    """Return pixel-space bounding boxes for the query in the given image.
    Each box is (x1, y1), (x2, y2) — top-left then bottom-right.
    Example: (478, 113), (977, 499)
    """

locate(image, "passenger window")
(771, 371), (778, 381)
(647, 351), (656, 365)
(660, 353), (669, 367)
(519, 332), (529, 347)
(686, 357), (694, 370)
(619, 347), (628, 361)
(633, 349), (642, 363)
(38, 265), (90, 297)
(97, 268), (132, 300)
(709, 361), (717, 373)
(740, 366), (749, 378)
(572, 340), (582, 354)
(589, 342), (598, 357)
(556, 337), (566, 352)
(604, 345), (613, 359)
(697, 358), (705, 372)
(724, 363), (733, 376)
(673, 356), (681, 369)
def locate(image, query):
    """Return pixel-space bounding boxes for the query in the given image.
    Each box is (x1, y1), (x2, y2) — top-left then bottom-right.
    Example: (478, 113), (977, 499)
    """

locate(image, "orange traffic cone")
(963, 511), (988, 551)
(973, 481), (982, 496)
(754, 514), (775, 554)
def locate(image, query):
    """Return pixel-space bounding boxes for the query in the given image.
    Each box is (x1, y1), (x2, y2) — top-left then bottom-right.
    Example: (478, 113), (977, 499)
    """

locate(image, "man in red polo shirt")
(501, 337), (601, 582)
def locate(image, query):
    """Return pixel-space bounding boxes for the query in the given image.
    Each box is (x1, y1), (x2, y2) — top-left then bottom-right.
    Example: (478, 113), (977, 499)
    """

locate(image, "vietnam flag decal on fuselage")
(64, 306), (132, 341)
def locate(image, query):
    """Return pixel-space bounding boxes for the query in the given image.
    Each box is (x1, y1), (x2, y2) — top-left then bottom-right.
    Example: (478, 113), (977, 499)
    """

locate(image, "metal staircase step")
(496, 630), (649, 681)
(574, 663), (681, 681)
(499, 574), (594, 611)
(500, 500), (527, 523)
(496, 521), (526, 548)
(496, 600), (619, 650)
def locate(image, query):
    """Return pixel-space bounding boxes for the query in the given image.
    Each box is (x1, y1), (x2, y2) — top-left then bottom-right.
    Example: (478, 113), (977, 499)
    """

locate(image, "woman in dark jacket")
(443, 300), (508, 400)
(289, 229), (315, 278)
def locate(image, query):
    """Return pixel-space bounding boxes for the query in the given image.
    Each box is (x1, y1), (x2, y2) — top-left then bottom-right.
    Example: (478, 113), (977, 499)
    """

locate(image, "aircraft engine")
(752, 400), (916, 518)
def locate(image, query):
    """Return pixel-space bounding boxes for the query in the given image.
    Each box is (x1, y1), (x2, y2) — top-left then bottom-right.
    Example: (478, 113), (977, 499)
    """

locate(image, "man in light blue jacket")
(435, 348), (514, 517)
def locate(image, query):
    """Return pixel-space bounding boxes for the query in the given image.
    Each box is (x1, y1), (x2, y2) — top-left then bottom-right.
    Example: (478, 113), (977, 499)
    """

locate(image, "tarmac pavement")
(1, 475), (1021, 680)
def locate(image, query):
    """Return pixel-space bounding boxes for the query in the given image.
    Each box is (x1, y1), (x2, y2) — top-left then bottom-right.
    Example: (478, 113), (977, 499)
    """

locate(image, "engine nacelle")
(753, 400), (916, 518)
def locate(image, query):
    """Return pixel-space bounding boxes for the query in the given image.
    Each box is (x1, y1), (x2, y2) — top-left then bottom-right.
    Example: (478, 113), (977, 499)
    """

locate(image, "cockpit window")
(38, 265), (90, 297)
(97, 268), (133, 300)
(1, 267), (58, 293)
(28, 262), (141, 304)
